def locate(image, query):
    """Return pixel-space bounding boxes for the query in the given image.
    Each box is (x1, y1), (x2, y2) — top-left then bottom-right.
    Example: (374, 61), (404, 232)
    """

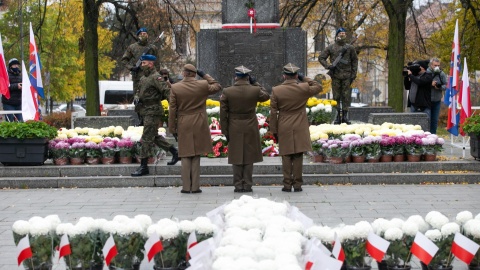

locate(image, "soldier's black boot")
(342, 110), (351, 125)
(333, 110), (341, 125)
(167, 146), (179, 165)
(131, 158), (149, 177)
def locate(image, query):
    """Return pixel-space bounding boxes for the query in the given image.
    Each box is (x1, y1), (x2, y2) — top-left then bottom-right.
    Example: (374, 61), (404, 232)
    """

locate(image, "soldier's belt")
(140, 99), (160, 106)
(229, 112), (256, 120)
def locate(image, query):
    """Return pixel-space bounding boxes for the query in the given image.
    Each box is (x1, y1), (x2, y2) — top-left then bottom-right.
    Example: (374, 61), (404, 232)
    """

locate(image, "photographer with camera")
(404, 60), (433, 119)
(427, 58), (447, 134)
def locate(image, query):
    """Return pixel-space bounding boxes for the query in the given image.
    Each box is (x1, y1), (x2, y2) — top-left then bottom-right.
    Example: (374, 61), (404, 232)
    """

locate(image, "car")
(53, 104), (87, 117)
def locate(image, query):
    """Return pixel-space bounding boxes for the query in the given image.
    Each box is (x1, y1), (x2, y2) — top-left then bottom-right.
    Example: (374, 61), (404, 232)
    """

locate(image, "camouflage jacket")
(121, 40), (158, 82)
(319, 40), (358, 80)
(137, 69), (169, 116)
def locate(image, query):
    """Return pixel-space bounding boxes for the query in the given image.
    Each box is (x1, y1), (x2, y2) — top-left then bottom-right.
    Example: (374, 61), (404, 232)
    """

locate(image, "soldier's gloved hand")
(298, 73), (305, 81)
(133, 95), (140, 105)
(273, 133), (279, 142)
(249, 75), (257, 85)
(196, 70), (206, 78)
(327, 65), (335, 70)
(173, 133), (178, 142)
(130, 66), (140, 72)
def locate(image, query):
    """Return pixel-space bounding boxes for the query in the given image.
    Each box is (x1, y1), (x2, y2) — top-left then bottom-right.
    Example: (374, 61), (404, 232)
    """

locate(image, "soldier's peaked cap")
(140, 54), (156, 61)
(136, 28), (147, 36)
(183, 64), (197, 73)
(283, 63), (300, 75)
(235, 65), (252, 76)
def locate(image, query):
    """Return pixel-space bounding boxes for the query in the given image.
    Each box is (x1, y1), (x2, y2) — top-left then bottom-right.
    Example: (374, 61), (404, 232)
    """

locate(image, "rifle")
(326, 37), (357, 77)
(131, 32), (164, 75)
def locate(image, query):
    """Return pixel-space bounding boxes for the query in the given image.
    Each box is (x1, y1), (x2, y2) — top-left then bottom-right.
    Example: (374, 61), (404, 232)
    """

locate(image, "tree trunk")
(381, 0), (412, 112)
(83, 0), (100, 116)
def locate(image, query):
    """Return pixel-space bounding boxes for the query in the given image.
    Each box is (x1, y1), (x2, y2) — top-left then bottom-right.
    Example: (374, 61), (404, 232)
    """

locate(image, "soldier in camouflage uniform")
(121, 28), (159, 97)
(131, 55), (179, 177)
(319, 27), (358, 124)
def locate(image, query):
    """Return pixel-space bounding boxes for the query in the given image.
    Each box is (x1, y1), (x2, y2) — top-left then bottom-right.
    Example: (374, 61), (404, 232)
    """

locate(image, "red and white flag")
(458, 58), (472, 136)
(59, 234), (71, 260)
(16, 235), (33, 266)
(144, 233), (163, 262)
(102, 234), (118, 266)
(445, 19), (461, 136)
(366, 231), (390, 262)
(410, 232), (439, 265)
(21, 61), (39, 120)
(186, 231), (198, 260)
(451, 232), (480, 265)
(332, 233), (345, 262)
(0, 34), (10, 99)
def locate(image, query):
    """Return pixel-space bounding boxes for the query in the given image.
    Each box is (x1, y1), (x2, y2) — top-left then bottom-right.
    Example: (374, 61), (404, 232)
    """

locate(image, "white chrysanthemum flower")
(102, 221), (123, 235)
(255, 245), (277, 260)
(194, 216), (217, 235)
(440, 222), (460, 237)
(406, 215), (429, 233)
(212, 256), (236, 270)
(354, 221), (372, 239)
(390, 218), (405, 229)
(372, 218), (392, 235)
(456, 211), (473, 225)
(76, 217), (96, 232)
(155, 218), (179, 240)
(425, 229), (442, 241)
(113, 215), (131, 224)
(274, 254), (302, 270)
(134, 214), (152, 232)
(402, 221), (419, 237)
(258, 259), (276, 270)
(44, 215), (61, 232)
(475, 213), (480, 220)
(12, 220), (30, 235)
(178, 220), (196, 233)
(29, 218), (51, 236)
(464, 219), (480, 238)
(56, 223), (75, 236)
(306, 226), (334, 243)
(384, 227), (403, 241)
(425, 211), (449, 230)
(259, 128), (268, 136)
(94, 219), (108, 230)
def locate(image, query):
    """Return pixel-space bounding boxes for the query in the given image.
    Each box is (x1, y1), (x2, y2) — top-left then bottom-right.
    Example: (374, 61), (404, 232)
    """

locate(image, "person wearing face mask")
(131, 55), (179, 177)
(1, 58), (23, 122)
(427, 58), (447, 134)
(121, 28), (159, 100)
(318, 27), (358, 124)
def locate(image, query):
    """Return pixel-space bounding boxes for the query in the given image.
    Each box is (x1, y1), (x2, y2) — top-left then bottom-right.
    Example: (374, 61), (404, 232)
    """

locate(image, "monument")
(197, 0), (307, 93)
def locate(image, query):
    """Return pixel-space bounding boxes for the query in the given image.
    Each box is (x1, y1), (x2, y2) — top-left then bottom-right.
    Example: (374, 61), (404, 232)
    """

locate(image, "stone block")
(222, 0), (279, 24)
(107, 109), (140, 126)
(347, 106), (394, 123)
(73, 116), (135, 129)
(368, 112), (430, 131)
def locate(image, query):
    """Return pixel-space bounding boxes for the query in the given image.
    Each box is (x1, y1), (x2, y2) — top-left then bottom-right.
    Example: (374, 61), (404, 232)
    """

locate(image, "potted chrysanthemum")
(48, 139), (70, 165)
(464, 218), (480, 270)
(341, 221), (373, 270)
(404, 135), (424, 162)
(148, 218), (182, 270)
(117, 138), (135, 164)
(85, 141), (102, 164)
(68, 138), (87, 165)
(100, 138), (118, 164)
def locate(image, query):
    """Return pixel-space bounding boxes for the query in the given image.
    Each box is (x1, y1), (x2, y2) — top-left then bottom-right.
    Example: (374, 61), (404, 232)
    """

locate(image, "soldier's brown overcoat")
(270, 78), (322, 155)
(220, 80), (270, 165)
(168, 75), (222, 157)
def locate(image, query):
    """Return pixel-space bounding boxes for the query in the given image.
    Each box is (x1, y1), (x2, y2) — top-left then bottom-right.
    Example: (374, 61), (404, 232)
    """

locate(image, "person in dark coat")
(404, 60), (433, 118)
(220, 65), (270, 193)
(270, 63), (322, 192)
(1, 58), (23, 122)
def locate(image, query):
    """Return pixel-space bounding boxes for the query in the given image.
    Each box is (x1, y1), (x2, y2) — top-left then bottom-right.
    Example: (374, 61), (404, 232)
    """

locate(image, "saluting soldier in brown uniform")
(270, 63), (322, 192)
(220, 66), (270, 193)
(168, 64), (222, 194)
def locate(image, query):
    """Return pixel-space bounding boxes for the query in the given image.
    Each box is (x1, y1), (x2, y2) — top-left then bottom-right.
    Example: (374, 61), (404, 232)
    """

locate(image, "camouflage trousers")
(139, 114), (171, 158)
(332, 77), (353, 108)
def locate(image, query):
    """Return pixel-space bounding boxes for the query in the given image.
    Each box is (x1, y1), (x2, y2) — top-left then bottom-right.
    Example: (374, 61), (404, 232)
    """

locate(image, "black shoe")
(342, 110), (351, 125)
(333, 110), (341, 125)
(131, 158), (149, 177)
(281, 187), (292, 192)
(243, 188), (253, 192)
(191, 189), (202, 193)
(167, 146), (179, 165)
(234, 188), (245, 193)
(294, 187), (303, 192)
(180, 190), (191, 194)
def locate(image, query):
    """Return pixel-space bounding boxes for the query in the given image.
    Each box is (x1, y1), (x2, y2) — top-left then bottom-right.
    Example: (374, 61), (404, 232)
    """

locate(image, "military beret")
(234, 65), (252, 77)
(136, 28), (147, 36)
(140, 54), (156, 61)
(183, 64), (197, 73)
(8, 58), (20, 67)
(283, 63), (300, 75)
(336, 27), (346, 37)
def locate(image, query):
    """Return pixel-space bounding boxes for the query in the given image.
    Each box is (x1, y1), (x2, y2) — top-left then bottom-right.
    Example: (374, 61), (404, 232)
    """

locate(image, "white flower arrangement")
(456, 210), (473, 226)
(425, 211), (449, 230)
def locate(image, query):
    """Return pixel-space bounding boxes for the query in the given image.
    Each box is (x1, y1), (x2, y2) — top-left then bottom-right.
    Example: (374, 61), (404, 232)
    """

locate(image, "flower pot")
(367, 158), (380, 163)
(352, 155), (365, 163)
(54, 157), (69, 165)
(420, 262), (453, 270)
(377, 261), (388, 270)
(153, 267), (178, 270)
(118, 156), (133, 164)
(345, 155), (352, 163)
(69, 157), (85, 165)
(346, 266), (372, 270)
(469, 133), (480, 159)
(311, 155), (323, 163)
(101, 157), (116, 164)
(85, 157), (101, 165)
(387, 265), (411, 270)
(469, 264), (480, 270)
(393, 154), (405, 162)
(328, 157), (344, 164)
(0, 138), (49, 165)
(380, 155), (393, 162)
(406, 154), (421, 162)
(25, 263), (53, 270)
(423, 154), (436, 161)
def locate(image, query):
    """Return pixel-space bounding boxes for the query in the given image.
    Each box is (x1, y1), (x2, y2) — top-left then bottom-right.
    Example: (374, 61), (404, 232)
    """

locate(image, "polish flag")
(0, 34), (10, 99)
(186, 231), (198, 260)
(458, 58), (472, 136)
(144, 233), (163, 262)
(332, 233), (345, 262)
(102, 234), (118, 266)
(16, 235), (33, 266)
(21, 61), (39, 120)
(59, 234), (72, 259)
(451, 232), (480, 265)
(410, 232), (439, 265)
(366, 231), (390, 262)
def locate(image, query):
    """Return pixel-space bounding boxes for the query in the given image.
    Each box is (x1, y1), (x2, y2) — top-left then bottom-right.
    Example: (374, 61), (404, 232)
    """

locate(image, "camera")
(402, 62), (421, 76)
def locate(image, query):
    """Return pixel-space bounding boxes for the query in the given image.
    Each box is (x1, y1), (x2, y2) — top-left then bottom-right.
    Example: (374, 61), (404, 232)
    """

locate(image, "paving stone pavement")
(0, 184), (478, 270)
